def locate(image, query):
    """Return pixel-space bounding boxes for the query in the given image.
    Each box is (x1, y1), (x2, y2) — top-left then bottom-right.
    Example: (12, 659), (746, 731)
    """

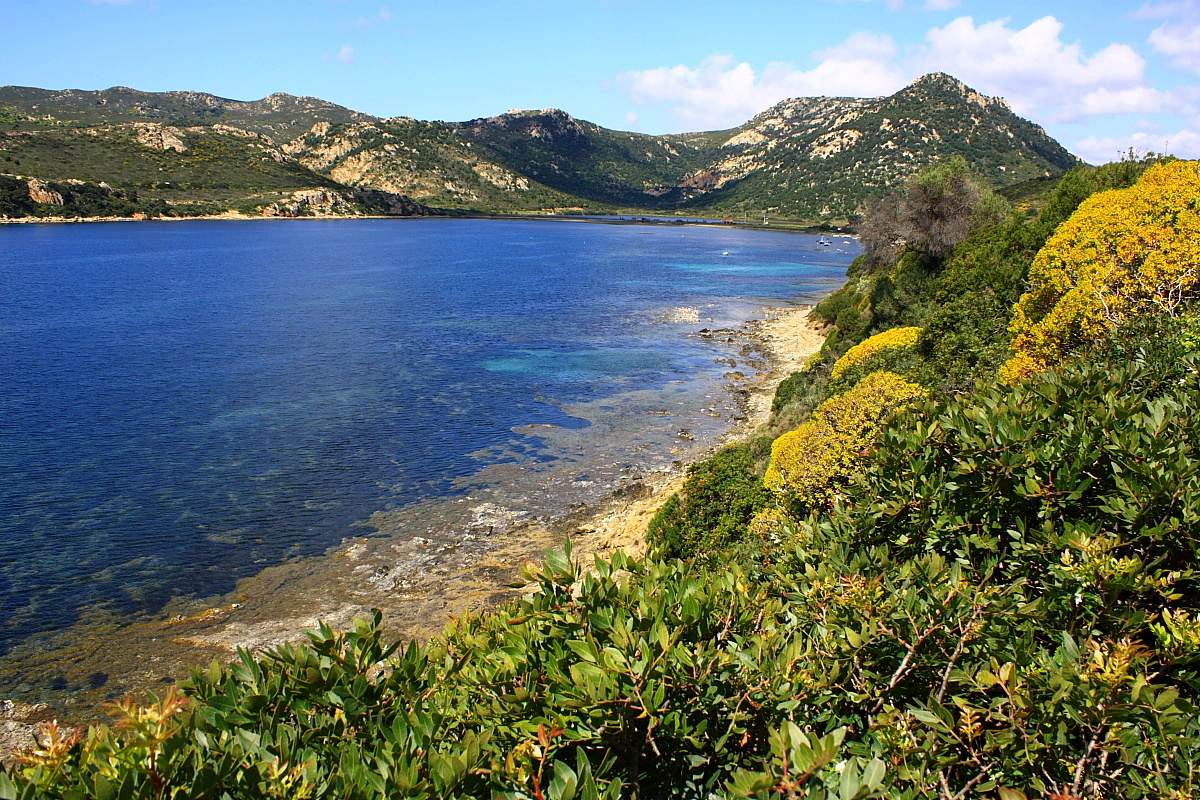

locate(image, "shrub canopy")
(1002, 160), (1200, 382)
(764, 371), (926, 511)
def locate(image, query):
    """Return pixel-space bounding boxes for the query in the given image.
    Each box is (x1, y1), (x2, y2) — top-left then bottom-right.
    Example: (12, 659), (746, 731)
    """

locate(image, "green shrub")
(647, 442), (767, 559)
(764, 371), (927, 513)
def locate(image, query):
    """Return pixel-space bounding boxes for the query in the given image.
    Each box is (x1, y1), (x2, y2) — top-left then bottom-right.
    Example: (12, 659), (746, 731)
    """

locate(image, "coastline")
(0, 210), (843, 235)
(0, 301), (826, 743)
(562, 305), (825, 564)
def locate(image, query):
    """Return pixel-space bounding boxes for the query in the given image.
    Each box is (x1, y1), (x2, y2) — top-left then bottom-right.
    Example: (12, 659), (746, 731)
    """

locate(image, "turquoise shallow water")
(0, 217), (856, 675)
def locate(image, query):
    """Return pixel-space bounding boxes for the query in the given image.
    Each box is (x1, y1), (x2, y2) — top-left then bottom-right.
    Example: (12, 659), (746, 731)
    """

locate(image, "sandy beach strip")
(564, 303), (826, 562)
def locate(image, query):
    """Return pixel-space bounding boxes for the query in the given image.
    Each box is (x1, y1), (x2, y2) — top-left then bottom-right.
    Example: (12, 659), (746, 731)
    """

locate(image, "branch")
(937, 605), (986, 703)
(1071, 726), (1105, 798)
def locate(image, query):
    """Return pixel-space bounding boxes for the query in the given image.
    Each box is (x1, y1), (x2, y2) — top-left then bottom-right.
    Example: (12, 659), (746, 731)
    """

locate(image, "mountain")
(671, 73), (1080, 218)
(0, 74), (1080, 221)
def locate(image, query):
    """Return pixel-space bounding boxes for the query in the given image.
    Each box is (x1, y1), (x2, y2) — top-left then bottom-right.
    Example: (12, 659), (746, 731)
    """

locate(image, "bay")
(0, 217), (856, 703)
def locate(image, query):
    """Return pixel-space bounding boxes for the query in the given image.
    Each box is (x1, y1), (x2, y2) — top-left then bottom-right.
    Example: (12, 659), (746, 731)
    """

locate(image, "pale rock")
(27, 178), (63, 206)
(132, 123), (188, 153)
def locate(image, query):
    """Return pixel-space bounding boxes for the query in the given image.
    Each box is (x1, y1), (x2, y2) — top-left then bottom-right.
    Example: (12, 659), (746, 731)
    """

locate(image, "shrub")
(859, 156), (1011, 267)
(830, 327), (922, 380)
(1002, 160), (1200, 382)
(835, 344), (1200, 625)
(763, 371), (926, 512)
(646, 442), (768, 559)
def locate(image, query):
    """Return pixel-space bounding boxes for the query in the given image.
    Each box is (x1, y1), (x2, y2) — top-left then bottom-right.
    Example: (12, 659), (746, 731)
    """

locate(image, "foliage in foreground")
(645, 442), (768, 560)
(6, 346), (1199, 799)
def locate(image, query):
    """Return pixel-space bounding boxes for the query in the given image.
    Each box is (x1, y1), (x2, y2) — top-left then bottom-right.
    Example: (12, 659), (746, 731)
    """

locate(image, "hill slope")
(0, 74), (1080, 220)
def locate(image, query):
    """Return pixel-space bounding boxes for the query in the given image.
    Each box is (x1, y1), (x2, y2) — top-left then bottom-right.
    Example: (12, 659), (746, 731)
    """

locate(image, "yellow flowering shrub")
(764, 371), (926, 509)
(1001, 160), (1200, 382)
(830, 327), (922, 379)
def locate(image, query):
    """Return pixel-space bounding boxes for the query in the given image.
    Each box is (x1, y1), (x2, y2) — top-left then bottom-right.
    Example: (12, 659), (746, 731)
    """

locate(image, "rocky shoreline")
(0, 303), (825, 763)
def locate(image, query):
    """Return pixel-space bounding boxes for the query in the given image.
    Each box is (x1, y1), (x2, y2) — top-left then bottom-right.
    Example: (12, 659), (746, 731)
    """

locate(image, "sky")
(4, 0), (1200, 163)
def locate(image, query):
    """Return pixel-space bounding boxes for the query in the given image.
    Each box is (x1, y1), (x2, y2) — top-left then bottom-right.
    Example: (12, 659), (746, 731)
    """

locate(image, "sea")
(0, 217), (857, 709)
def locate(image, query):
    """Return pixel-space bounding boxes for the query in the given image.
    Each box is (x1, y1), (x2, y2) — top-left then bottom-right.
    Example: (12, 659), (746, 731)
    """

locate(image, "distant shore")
(0, 209), (850, 235)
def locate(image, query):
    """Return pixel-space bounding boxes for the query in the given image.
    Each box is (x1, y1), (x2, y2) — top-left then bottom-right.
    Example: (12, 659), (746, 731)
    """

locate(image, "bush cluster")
(763, 371), (926, 513)
(647, 443), (768, 560)
(829, 327), (922, 381)
(1002, 160), (1200, 382)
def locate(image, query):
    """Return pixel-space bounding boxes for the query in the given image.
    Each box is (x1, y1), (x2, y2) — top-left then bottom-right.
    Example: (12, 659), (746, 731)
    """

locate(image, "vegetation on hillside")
(2, 74), (1079, 222)
(4, 156), (1197, 799)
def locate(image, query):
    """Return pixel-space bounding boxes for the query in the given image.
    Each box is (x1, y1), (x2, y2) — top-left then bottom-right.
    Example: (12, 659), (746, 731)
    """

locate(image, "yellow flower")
(765, 371), (926, 509)
(1004, 160), (1200, 381)
(831, 327), (922, 379)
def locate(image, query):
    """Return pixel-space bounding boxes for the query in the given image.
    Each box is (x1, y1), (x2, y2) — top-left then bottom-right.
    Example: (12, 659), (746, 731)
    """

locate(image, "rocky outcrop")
(0, 699), (59, 768)
(679, 169), (720, 189)
(26, 178), (63, 206)
(261, 187), (433, 218)
(131, 122), (188, 153)
(262, 189), (351, 217)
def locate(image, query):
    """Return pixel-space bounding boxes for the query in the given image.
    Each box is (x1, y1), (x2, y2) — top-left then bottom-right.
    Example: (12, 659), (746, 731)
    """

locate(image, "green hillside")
(1, 74), (1081, 222)
(0, 86), (368, 141)
(452, 109), (707, 207)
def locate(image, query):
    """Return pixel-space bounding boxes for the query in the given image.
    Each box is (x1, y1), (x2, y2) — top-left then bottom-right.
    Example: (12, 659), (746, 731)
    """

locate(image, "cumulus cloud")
(1078, 86), (1165, 116)
(910, 16), (1148, 122)
(617, 32), (906, 129)
(1149, 20), (1200, 74)
(1074, 127), (1200, 162)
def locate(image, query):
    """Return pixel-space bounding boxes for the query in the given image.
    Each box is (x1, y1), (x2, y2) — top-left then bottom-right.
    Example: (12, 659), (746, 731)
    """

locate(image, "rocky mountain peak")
(902, 73), (1011, 110)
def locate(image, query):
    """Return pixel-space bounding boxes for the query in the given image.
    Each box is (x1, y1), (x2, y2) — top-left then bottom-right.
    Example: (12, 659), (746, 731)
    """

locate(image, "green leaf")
(547, 760), (579, 800)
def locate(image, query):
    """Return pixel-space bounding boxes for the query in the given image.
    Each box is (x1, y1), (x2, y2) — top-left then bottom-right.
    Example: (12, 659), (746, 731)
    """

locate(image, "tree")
(859, 157), (1010, 267)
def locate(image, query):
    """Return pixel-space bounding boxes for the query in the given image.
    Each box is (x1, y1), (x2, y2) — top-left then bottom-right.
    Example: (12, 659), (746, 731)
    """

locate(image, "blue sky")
(4, 0), (1200, 162)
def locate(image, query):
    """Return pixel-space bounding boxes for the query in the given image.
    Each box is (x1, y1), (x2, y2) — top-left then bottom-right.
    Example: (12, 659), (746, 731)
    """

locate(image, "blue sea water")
(0, 218), (856, 669)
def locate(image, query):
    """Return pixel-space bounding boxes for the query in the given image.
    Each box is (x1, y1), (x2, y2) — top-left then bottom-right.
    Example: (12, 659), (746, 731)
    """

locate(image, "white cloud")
(624, 111), (640, 127)
(910, 16), (1149, 122)
(337, 45), (355, 65)
(1149, 21), (1200, 73)
(617, 33), (906, 129)
(1078, 86), (1165, 116)
(349, 6), (393, 28)
(1074, 127), (1200, 162)
(924, 0), (960, 9)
